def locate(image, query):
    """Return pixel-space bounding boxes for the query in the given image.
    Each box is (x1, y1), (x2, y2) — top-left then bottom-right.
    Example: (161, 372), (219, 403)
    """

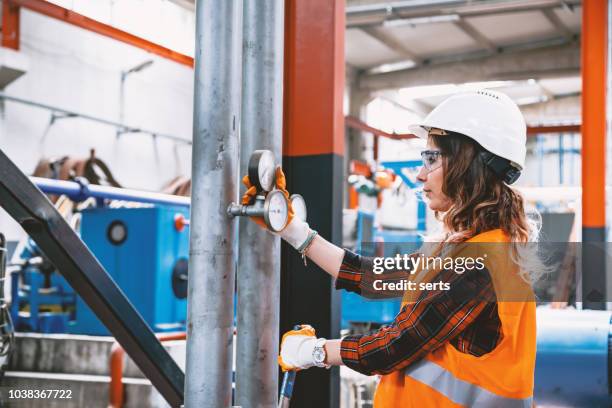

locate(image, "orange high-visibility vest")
(374, 229), (536, 407)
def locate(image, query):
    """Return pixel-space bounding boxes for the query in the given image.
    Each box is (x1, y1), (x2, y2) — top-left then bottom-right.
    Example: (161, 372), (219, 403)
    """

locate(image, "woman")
(244, 89), (537, 407)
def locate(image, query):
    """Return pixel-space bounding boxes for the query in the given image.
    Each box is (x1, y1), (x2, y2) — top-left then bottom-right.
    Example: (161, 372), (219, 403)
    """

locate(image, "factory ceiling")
(169, 0), (583, 122)
(345, 0), (583, 124)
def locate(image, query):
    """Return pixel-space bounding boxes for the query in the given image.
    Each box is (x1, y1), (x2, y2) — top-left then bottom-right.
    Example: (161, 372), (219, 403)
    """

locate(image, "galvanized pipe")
(236, 1), (284, 407)
(185, 1), (243, 407)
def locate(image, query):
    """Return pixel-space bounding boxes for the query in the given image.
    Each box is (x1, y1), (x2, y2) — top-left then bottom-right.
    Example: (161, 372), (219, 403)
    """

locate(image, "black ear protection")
(479, 151), (521, 185)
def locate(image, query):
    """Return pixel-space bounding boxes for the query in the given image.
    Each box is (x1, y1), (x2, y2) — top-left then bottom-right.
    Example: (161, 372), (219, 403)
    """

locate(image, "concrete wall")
(0, 2), (195, 241)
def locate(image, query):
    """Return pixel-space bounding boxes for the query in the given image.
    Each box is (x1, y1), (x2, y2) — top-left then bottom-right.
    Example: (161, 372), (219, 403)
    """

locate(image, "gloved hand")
(241, 166), (311, 250)
(278, 325), (320, 372)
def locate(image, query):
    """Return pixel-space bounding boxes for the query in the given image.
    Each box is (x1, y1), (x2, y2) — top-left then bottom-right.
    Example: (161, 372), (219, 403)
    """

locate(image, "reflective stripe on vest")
(405, 359), (533, 408)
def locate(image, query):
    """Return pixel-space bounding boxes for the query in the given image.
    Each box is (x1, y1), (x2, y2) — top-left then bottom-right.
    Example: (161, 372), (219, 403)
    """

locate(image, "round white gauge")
(290, 194), (307, 222)
(248, 150), (276, 192)
(264, 190), (289, 232)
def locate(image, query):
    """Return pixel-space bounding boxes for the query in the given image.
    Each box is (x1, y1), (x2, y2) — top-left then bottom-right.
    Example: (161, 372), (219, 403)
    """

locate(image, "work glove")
(241, 166), (312, 250)
(278, 325), (319, 372)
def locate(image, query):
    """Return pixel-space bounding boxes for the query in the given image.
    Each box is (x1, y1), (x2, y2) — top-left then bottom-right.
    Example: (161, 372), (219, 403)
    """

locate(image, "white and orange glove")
(278, 325), (328, 372)
(241, 166), (312, 250)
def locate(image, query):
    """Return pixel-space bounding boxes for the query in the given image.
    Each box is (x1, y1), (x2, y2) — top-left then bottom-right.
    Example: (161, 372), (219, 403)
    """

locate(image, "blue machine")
(341, 159), (427, 329)
(341, 211), (423, 329)
(10, 204), (190, 335)
(69, 205), (190, 335)
(10, 239), (76, 333)
(341, 211), (398, 328)
(535, 308), (611, 407)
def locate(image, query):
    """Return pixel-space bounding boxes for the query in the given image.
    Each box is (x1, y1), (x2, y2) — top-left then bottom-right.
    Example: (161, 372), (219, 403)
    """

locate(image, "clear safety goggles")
(420, 150), (443, 172)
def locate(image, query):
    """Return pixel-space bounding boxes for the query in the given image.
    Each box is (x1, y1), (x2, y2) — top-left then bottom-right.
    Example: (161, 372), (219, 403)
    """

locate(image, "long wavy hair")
(429, 132), (545, 283)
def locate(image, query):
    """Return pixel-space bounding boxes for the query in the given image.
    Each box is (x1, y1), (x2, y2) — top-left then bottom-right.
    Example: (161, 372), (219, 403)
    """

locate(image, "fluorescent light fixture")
(383, 14), (460, 28)
(369, 60), (417, 74)
(515, 95), (549, 106)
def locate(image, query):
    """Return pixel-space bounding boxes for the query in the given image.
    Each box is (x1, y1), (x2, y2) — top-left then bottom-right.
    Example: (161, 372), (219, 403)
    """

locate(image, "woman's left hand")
(278, 325), (318, 371)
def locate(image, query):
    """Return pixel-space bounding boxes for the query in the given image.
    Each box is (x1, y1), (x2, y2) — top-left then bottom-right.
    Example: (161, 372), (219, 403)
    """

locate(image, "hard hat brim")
(406, 124), (429, 139)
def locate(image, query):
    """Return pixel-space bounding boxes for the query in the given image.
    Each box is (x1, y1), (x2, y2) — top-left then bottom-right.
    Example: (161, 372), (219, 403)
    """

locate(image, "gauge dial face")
(248, 150), (276, 192)
(264, 190), (289, 232)
(290, 194), (307, 222)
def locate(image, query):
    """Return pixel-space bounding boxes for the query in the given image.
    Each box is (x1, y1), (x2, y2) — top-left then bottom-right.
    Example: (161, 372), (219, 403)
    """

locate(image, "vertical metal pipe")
(236, 1), (284, 407)
(185, 1), (243, 407)
(558, 133), (563, 185)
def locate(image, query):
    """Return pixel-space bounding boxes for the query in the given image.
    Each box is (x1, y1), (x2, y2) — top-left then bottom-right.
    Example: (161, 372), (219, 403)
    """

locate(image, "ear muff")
(479, 151), (521, 185)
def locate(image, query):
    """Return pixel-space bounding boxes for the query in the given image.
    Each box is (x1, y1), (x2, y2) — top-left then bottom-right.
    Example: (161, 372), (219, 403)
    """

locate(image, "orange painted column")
(581, 0), (608, 309)
(281, 0), (345, 407)
(1, 1), (20, 50)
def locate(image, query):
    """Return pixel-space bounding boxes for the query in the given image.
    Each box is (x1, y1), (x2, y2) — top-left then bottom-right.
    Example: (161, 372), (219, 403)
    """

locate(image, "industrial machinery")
(0, 150), (185, 406)
(535, 308), (612, 407)
(70, 204), (190, 335)
(0, 234), (14, 377)
(10, 204), (190, 336)
(12, 149), (305, 336)
(341, 159), (426, 330)
(9, 238), (76, 333)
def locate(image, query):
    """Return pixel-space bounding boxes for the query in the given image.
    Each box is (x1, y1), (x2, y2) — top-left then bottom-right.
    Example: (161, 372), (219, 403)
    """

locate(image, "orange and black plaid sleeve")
(339, 259), (497, 376)
(335, 249), (364, 293)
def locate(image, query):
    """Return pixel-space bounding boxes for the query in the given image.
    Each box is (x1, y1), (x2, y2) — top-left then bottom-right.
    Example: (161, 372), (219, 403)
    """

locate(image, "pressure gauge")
(227, 190), (289, 232)
(248, 150), (276, 192)
(264, 190), (289, 232)
(290, 194), (307, 222)
(228, 149), (308, 233)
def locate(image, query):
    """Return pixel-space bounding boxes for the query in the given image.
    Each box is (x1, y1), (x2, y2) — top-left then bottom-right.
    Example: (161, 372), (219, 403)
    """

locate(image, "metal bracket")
(49, 111), (78, 126)
(0, 148), (184, 407)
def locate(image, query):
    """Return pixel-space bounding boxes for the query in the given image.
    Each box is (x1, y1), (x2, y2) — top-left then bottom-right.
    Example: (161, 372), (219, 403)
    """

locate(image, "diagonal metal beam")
(0, 149), (184, 407)
(453, 18), (496, 52)
(542, 8), (575, 42)
(361, 26), (422, 64)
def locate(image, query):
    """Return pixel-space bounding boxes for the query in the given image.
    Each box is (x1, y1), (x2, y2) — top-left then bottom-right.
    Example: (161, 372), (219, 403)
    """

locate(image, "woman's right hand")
(240, 174), (268, 230)
(240, 167), (311, 250)
(240, 167), (347, 278)
(241, 166), (295, 229)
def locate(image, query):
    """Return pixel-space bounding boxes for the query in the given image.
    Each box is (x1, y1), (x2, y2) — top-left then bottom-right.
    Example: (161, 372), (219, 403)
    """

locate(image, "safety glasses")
(420, 150), (443, 172)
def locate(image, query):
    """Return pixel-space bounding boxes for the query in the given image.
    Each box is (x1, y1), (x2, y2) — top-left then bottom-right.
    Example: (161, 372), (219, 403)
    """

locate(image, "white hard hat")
(410, 89), (527, 170)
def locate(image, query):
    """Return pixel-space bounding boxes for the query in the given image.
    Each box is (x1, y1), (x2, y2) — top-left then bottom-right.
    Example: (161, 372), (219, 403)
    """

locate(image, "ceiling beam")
(376, 92), (432, 116)
(167, 0), (195, 11)
(541, 8), (575, 42)
(359, 42), (580, 91)
(360, 26), (422, 64)
(453, 18), (497, 52)
(347, 0), (582, 28)
(521, 94), (581, 124)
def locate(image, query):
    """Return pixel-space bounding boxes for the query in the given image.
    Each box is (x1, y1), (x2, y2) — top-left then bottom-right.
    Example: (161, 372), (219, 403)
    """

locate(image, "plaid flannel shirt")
(336, 249), (502, 376)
